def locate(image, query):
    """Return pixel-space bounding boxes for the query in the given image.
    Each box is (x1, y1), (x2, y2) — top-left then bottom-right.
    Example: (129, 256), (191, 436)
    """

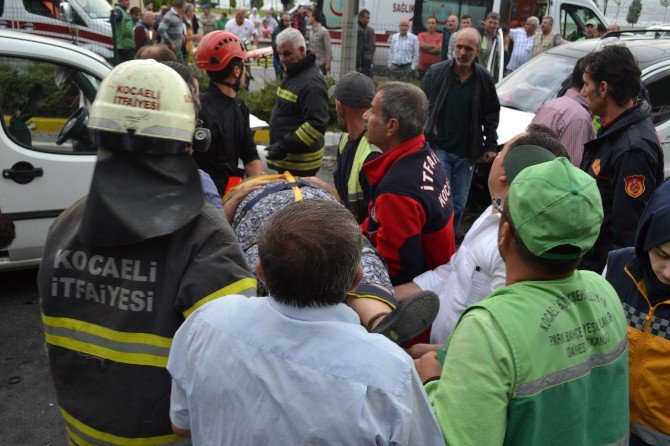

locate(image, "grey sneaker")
(371, 291), (440, 345)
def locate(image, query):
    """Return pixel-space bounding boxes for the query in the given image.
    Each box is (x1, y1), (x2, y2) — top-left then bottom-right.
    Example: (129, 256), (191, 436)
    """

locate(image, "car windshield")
(69, 0), (112, 19)
(497, 53), (577, 113)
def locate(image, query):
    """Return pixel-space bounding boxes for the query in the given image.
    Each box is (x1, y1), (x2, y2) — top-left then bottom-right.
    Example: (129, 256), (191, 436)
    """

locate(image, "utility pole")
(339, 0), (359, 79)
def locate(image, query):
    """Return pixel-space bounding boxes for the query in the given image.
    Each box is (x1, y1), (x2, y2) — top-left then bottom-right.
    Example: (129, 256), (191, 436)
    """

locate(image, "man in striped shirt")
(506, 16), (538, 73)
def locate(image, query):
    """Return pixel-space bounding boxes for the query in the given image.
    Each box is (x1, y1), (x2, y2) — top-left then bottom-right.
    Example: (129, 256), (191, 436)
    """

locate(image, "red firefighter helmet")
(196, 31), (248, 72)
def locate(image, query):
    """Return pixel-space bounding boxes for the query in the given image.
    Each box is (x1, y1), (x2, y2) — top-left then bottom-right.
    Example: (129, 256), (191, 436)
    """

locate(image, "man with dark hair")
(440, 14), (458, 61)
(580, 45), (664, 273)
(361, 82), (456, 285)
(460, 15), (472, 28)
(356, 9), (375, 77)
(38, 59), (255, 444)
(418, 17), (441, 79)
(423, 27), (500, 231)
(308, 9), (332, 74)
(397, 126), (569, 344)
(478, 11), (500, 67)
(129, 6), (141, 25)
(111, 0), (136, 63)
(158, 0), (186, 62)
(271, 13), (291, 79)
(416, 157), (629, 445)
(194, 31), (263, 194)
(531, 57), (594, 167)
(135, 43), (178, 61)
(167, 199), (445, 443)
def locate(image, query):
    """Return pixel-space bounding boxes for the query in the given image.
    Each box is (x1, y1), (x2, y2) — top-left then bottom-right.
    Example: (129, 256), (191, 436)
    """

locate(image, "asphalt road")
(0, 268), (66, 444)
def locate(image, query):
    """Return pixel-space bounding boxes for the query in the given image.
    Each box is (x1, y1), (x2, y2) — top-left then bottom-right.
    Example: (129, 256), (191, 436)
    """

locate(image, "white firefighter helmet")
(89, 59), (195, 143)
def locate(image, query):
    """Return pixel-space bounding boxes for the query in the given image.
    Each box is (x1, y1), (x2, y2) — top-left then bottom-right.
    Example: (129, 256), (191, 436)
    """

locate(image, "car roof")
(545, 37), (670, 69)
(0, 29), (109, 64)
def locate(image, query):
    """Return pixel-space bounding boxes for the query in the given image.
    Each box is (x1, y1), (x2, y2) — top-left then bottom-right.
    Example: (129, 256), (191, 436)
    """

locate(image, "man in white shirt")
(225, 8), (258, 46)
(387, 19), (419, 80)
(395, 126), (569, 344)
(167, 199), (445, 445)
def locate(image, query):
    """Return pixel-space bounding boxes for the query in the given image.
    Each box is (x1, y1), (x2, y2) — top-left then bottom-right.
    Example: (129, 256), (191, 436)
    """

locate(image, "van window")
(0, 56), (99, 154)
(23, 0), (61, 18)
(560, 4), (603, 41)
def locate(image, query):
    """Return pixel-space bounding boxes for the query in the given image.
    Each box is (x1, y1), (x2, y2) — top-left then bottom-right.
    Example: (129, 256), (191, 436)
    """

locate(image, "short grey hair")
(526, 16), (540, 28)
(258, 200), (362, 307)
(276, 27), (306, 49)
(543, 15), (554, 25)
(377, 82), (428, 141)
(184, 3), (194, 12)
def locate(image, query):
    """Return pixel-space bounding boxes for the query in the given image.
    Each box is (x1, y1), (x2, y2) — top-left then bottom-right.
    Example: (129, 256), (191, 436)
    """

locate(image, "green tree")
(627, 0), (642, 25)
(250, 0), (264, 9)
(662, 0), (670, 23)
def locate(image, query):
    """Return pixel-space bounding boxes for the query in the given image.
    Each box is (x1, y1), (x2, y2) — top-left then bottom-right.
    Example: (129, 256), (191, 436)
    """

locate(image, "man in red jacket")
(361, 82), (456, 285)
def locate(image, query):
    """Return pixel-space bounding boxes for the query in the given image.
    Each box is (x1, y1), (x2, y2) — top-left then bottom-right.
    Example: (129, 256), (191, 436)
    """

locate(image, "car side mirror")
(59, 2), (73, 23)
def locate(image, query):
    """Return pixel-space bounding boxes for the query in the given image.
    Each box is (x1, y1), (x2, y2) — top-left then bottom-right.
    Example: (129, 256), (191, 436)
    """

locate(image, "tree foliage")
(662, 0), (670, 23)
(250, 0), (264, 9)
(627, 0), (642, 25)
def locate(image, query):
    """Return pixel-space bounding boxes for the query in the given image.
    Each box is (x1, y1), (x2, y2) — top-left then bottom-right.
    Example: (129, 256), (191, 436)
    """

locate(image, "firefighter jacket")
(581, 101), (664, 273)
(38, 198), (256, 444)
(268, 52), (329, 176)
(361, 134), (456, 285)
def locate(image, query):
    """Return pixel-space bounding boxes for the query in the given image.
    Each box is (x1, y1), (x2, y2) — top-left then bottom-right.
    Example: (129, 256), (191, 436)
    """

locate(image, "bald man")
(387, 19), (419, 80)
(422, 28), (500, 232)
(134, 10), (157, 51)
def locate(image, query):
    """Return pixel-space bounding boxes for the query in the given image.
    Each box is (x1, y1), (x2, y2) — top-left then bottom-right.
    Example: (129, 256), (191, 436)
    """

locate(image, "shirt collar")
(363, 134), (425, 185)
(269, 299), (361, 325)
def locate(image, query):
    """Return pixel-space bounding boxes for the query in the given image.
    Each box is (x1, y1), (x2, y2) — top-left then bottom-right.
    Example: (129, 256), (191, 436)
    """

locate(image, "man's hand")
(265, 142), (287, 161)
(406, 343), (442, 359)
(481, 150), (497, 163)
(415, 351), (442, 383)
(222, 180), (270, 223)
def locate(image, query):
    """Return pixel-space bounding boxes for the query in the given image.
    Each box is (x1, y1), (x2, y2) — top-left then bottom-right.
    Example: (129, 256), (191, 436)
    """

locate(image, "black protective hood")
(79, 148), (204, 247)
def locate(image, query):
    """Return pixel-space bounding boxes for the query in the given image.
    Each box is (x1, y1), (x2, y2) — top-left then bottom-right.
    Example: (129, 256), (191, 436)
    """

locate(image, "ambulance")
(0, 0), (114, 58)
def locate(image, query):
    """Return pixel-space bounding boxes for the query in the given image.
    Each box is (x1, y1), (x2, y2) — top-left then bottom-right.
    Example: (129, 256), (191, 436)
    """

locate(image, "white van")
(317, 0), (608, 78)
(0, 0), (113, 58)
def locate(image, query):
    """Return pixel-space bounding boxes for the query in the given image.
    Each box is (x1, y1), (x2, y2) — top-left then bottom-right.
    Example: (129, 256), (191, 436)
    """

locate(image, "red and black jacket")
(361, 134), (456, 285)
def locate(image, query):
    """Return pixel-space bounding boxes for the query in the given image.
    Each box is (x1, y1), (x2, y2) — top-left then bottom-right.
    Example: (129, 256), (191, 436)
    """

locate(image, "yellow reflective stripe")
(276, 87), (298, 102)
(44, 333), (168, 367)
(286, 147), (325, 161)
(183, 277), (257, 318)
(295, 127), (315, 146)
(61, 408), (183, 446)
(42, 314), (172, 348)
(268, 158), (323, 171)
(301, 122), (324, 140)
(282, 171), (304, 201)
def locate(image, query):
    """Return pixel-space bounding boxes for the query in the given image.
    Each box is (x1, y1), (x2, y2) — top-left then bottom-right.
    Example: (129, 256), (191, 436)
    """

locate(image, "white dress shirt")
(388, 32), (419, 70)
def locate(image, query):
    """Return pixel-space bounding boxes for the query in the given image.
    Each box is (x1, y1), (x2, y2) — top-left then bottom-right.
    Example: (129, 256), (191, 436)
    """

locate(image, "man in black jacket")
(422, 28), (500, 231)
(580, 45), (664, 273)
(194, 31), (263, 194)
(266, 27), (330, 176)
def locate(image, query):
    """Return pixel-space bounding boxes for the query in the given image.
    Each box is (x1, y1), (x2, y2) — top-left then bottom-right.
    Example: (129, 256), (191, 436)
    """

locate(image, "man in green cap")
(415, 157), (629, 445)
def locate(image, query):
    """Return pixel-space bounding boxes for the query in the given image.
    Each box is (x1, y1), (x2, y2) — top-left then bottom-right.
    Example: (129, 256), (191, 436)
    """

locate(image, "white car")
(496, 36), (670, 178)
(0, 30), (268, 271)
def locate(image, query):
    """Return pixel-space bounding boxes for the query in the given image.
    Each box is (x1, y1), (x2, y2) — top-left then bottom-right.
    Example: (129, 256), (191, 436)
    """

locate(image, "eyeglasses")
(492, 197), (504, 214)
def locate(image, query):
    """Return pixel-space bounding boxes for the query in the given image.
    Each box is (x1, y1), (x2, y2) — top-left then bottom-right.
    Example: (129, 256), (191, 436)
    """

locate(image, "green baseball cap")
(507, 157), (603, 260)
(503, 145), (557, 184)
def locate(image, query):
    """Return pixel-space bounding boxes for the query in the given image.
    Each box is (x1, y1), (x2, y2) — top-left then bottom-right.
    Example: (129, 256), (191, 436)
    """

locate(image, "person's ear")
(254, 261), (266, 285)
(498, 220), (512, 250)
(599, 81), (608, 98)
(348, 268), (364, 291)
(386, 117), (400, 137)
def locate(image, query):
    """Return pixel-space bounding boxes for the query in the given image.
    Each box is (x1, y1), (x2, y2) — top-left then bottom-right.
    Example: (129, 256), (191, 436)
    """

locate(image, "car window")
(646, 71), (670, 126)
(497, 53), (576, 113)
(22, 0), (60, 18)
(560, 4), (603, 41)
(0, 56), (98, 153)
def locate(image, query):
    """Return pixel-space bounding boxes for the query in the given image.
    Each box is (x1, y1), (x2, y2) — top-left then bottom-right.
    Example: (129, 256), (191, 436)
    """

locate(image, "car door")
(0, 47), (103, 265)
(642, 60), (670, 178)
